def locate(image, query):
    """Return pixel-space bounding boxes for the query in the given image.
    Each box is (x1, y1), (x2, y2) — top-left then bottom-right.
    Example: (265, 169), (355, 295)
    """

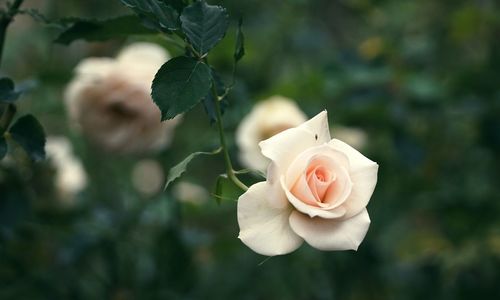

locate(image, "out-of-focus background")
(1, 0), (500, 299)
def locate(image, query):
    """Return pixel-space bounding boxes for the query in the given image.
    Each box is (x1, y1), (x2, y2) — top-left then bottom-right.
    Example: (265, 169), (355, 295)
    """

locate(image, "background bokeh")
(1, 0), (500, 299)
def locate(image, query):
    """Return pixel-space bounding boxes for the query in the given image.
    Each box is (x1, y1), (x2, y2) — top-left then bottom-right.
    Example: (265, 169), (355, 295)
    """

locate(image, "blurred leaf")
(0, 78), (21, 103)
(18, 9), (75, 29)
(202, 68), (227, 124)
(152, 56), (211, 120)
(9, 114), (46, 161)
(180, 0), (229, 56)
(121, 0), (179, 31)
(234, 17), (245, 62)
(0, 136), (6, 159)
(164, 147), (221, 190)
(54, 15), (155, 45)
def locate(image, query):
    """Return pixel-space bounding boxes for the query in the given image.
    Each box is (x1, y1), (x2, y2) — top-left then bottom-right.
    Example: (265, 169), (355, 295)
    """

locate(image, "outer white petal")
(238, 182), (303, 256)
(236, 96), (307, 172)
(259, 127), (315, 171)
(289, 209), (371, 251)
(298, 110), (331, 143)
(259, 111), (331, 176)
(329, 139), (378, 217)
(329, 139), (377, 173)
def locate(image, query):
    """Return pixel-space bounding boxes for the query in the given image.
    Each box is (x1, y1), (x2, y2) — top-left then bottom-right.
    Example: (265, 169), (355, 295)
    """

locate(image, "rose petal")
(238, 182), (303, 256)
(265, 162), (289, 209)
(321, 167), (352, 209)
(259, 111), (331, 172)
(259, 127), (317, 173)
(285, 145), (350, 189)
(291, 171), (319, 206)
(289, 208), (371, 251)
(281, 176), (346, 219)
(329, 139), (378, 217)
(285, 145), (352, 211)
(298, 110), (331, 143)
(329, 139), (377, 173)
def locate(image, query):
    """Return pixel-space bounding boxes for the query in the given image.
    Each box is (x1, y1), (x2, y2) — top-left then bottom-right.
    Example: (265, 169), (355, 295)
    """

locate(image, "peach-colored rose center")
(289, 154), (352, 210)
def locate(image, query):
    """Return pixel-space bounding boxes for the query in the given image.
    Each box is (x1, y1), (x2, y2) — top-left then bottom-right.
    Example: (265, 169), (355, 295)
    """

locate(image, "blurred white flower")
(331, 125), (368, 150)
(64, 42), (181, 154)
(172, 181), (209, 205)
(236, 96), (307, 172)
(131, 159), (165, 197)
(45, 136), (87, 202)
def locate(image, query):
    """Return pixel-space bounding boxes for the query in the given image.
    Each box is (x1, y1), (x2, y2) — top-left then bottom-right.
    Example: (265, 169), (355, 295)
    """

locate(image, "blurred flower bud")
(236, 96), (307, 172)
(131, 159), (164, 197)
(331, 125), (368, 150)
(45, 136), (87, 203)
(64, 42), (181, 154)
(172, 181), (209, 205)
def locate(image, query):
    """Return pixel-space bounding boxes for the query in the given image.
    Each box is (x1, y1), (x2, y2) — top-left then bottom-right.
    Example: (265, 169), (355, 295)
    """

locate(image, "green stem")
(211, 81), (248, 192)
(0, 0), (24, 67)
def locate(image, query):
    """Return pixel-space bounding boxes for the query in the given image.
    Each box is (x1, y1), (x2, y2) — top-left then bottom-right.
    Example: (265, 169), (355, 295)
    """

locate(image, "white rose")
(64, 42), (181, 154)
(237, 111), (378, 256)
(236, 96), (307, 172)
(45, 136), (87, 202)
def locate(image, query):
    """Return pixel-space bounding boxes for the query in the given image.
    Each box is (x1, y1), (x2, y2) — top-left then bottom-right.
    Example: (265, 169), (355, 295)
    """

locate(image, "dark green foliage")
(180, 1), (229, 56)
(151, 56), (212, 120)
(0, 136), (6, 159)
(9, 114), (46, 161)
(121, 0), (180, 31)
(54, 15), (155, 44)
(0, 168), (32, 230)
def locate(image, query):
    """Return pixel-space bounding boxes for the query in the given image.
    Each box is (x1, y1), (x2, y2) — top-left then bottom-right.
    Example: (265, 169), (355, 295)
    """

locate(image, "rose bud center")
(289, 152), (352, 211)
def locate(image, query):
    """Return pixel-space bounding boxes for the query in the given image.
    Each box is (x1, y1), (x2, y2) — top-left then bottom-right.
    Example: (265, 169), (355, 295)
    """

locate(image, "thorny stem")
(211, 81), (248, 192)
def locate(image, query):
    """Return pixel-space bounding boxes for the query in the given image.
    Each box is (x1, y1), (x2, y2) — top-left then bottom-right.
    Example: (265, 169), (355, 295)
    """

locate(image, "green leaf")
(234, 17), (245, 62)
(180, 1), (229, 56)
(121, 0), (179, 31)
(9, 114), (46, 161)
(0, 78), (22, 102)
(152, 56), (212, 120)
(164, 148), (221, 190)
(0, 136), (7, 159)
(160, 0), (187, 12)
(54, 15), (155, 45)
